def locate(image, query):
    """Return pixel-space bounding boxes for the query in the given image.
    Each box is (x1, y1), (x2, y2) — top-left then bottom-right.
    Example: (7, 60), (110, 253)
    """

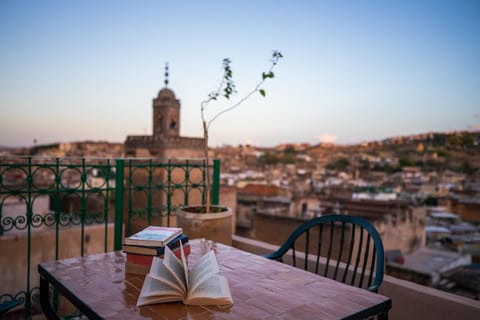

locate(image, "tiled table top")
(38, 239), (391, 319)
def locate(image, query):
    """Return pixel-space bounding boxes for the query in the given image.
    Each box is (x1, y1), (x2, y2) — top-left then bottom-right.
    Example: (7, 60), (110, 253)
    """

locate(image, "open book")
(136, 243), (233, 307)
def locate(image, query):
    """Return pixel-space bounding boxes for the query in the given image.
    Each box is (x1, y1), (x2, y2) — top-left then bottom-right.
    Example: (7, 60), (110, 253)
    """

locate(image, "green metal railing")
(0, 156), (220, 319)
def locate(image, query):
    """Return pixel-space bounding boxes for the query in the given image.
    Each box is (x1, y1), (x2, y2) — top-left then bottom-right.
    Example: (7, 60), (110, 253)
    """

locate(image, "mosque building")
(124, 64), (204, 158)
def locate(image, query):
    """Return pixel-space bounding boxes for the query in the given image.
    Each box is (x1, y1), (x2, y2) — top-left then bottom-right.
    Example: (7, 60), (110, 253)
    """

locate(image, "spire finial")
(164, 62), (169, 87)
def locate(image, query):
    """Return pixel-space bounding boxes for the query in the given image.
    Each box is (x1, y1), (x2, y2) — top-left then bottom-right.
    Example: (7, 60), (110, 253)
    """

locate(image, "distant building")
(124, 72), (204, 158)
(448, 195), (480, 224)
(386, 247), (471, 287)
(236, 183), (291, 236)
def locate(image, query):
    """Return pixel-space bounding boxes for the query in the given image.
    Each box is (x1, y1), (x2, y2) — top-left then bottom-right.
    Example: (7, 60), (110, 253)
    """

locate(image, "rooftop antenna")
(164, 62), (169, 87)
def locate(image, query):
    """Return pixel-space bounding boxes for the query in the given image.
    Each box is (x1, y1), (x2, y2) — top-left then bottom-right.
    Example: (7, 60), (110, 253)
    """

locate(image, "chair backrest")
(263, 214), (385, 292)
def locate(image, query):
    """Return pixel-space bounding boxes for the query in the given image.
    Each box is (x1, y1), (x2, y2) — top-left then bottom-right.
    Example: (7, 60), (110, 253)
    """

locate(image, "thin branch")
(207, 81), (262, 129)
(201, 77), (227, 123)
(206, 57), (279, 129)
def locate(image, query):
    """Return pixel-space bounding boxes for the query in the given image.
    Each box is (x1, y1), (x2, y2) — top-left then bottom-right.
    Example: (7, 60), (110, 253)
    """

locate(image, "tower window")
(170, 121), (177, 129)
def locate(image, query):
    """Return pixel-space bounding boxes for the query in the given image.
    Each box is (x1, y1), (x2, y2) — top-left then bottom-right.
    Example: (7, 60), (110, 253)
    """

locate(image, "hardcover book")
(125, 244), (191, 276)
(136, 244), (233, 307)
(123, 234), (189, 256)
(125, 261), (151, 276)
(127, 243), (191, 266)
(124, 226), (183, 247)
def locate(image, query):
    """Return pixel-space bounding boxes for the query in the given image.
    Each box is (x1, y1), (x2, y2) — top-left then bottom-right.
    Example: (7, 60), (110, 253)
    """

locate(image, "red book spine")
(126, 243), (191, 266)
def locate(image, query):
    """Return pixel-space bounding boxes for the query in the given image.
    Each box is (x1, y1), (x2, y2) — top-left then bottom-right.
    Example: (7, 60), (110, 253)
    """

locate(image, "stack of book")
(123, 225), (190, 275)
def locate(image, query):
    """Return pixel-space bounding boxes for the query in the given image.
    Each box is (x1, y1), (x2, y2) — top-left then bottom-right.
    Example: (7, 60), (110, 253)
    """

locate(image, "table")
(38, 239), (391, 319)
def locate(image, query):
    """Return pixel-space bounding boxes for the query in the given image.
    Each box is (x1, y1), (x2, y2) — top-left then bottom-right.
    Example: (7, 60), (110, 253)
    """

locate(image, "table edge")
(38, 263), (103, 320)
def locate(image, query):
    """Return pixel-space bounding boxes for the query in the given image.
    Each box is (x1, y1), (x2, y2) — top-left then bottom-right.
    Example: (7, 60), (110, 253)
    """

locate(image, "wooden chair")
(263, 214), (385, 292)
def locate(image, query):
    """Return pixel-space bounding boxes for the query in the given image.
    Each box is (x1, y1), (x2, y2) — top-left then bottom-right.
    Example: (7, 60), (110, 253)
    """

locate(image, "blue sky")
(1, 0), (479, 147)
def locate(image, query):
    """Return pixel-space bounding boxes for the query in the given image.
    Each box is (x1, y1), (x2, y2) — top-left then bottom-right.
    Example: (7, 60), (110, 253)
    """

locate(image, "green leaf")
(262, 72), (267, 80)
(259, 89), (266, 97)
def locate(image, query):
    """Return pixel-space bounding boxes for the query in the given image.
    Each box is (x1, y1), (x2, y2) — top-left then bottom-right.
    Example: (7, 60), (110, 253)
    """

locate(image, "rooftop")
(390, 247), (471, 276)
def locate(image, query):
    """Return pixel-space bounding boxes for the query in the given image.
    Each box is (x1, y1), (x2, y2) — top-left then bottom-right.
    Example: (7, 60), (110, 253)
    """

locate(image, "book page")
(136, 276), (183, 307)
(162, 245), (187, 293)
(186, 275), (233, 306)
(148, 257), (184, 294)
(180, 242), (189, 291)
(188, 250), (219, 293)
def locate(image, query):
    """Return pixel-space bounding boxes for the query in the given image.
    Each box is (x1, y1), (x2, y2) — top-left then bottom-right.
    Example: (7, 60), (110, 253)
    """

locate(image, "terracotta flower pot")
(175, 206), (232, 245)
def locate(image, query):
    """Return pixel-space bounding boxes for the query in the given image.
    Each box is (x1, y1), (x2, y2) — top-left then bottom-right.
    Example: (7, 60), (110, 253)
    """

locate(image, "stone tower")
(124, 65), (204, 158)
(153, 88), (180, 138)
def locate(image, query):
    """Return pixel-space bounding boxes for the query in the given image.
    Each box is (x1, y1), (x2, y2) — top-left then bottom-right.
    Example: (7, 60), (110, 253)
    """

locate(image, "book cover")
(123, 234), (189, 255)
(125, 261), (150, 276)
(126, 243), (191, 266)
(124, 226), (183, 247)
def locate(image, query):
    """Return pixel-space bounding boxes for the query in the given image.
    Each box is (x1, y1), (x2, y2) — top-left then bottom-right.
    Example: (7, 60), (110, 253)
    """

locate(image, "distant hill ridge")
(1, 131), (478, 155)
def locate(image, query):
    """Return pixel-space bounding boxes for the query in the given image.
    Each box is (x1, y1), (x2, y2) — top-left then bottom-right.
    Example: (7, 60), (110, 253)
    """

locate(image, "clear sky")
(1, 0), (479, 148)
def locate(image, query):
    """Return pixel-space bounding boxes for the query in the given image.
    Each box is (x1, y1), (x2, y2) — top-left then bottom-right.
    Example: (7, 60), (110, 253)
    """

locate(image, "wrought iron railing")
(0, 156), (220, 319)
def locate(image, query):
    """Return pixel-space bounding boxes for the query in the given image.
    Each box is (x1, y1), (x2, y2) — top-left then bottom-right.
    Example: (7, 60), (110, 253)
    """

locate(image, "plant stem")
(203, 119), (211, 212)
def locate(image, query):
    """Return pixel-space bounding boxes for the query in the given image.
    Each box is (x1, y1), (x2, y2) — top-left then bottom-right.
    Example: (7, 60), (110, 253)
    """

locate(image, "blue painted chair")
(0, 298), (22, 316)
(263, 214), (385, 292)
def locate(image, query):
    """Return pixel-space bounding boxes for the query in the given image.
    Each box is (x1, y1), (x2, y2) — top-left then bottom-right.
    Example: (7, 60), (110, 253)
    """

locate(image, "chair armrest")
(262, 252), (276, 259)
(367, 285), (379, 293)
(262, 251), (283, 261)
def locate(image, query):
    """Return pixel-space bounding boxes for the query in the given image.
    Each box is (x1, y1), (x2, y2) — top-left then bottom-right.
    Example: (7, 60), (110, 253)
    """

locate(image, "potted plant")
(176, 51), (283, 245)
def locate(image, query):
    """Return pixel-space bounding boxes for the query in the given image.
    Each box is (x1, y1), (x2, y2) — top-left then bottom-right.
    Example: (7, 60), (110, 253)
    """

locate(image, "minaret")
(152, 63), (180, 137)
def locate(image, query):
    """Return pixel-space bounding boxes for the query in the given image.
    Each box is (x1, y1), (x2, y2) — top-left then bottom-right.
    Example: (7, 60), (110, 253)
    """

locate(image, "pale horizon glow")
(1, 0), (479, 148)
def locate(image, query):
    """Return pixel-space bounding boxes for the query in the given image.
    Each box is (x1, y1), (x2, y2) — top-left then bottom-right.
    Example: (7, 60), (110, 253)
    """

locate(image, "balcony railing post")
(114, 159), (125, 251)
(80, 158), (86, 256)
(212, 159), (220, 205)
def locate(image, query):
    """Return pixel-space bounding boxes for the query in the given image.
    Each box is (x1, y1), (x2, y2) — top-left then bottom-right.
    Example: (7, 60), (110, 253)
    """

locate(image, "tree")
(327, 157), (350, 171)
(399, 156), (413, 167)
(201, 51), (283, 211)
(424, 196), (438, 206)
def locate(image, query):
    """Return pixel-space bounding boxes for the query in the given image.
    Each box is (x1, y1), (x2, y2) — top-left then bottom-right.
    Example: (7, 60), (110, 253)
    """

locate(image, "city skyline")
(1, 0), (479, 148)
